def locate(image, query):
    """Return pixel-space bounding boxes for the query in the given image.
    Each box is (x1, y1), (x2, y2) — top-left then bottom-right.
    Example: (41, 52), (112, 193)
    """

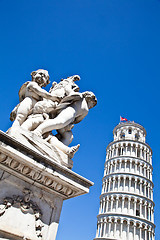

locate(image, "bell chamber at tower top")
(113, 122), (146, 143)
(106, 122), (152, 165)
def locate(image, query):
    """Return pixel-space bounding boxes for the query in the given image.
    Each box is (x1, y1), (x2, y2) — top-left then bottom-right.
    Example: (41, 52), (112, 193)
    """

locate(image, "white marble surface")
(0, 131), (93, 240)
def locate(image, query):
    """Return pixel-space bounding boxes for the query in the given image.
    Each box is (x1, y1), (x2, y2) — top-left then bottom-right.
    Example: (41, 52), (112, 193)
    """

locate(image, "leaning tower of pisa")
(94, 121), (155, 240)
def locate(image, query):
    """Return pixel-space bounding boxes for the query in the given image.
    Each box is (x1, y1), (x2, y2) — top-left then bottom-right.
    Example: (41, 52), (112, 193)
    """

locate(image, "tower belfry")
(94, 121), (155, 240)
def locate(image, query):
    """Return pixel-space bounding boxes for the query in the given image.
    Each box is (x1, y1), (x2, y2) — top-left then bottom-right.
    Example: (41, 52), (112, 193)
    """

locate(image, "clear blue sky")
(0, 0), (160, 239)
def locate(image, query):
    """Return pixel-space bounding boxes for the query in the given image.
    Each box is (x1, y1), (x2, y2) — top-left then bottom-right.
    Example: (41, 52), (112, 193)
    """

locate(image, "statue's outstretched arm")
(28, 82), (60, 102)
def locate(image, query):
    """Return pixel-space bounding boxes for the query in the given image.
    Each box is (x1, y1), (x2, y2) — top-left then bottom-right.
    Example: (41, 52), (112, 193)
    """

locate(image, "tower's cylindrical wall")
(94, 122), (155, 240)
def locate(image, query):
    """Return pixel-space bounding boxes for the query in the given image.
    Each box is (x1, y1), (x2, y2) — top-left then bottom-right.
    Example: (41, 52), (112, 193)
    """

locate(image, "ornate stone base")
(0, 131), (93, 240)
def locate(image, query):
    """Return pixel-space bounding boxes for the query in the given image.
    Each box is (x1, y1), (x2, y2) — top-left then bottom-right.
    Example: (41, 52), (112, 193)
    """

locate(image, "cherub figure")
(17, 74), (83, 158)
(10, 69), (60, 128)
(9, 71), (97, 160)
(20, 75), (81, 131)
(33, 91), (97, 137)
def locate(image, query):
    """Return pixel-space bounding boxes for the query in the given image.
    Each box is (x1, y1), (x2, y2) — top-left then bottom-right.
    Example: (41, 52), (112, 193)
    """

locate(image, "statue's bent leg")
(49, 136), (80, 158)
(12, 97), (33, 127)
(21, 114), (44, 131)
(49, 136), (70, 153)
(57, 130), (73, 146)
(34, 107), (76, 136)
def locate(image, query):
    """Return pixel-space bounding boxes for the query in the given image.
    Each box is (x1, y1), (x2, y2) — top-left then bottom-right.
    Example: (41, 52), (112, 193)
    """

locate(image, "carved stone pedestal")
(0, 131), (93, 240)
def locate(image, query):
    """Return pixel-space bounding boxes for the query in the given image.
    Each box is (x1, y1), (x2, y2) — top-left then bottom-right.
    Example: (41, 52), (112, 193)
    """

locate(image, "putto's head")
(31, 69), (50, 87)
(49, 81), (57, 93)
(67, 75), (80, 82)
(83, 91), (97, 109)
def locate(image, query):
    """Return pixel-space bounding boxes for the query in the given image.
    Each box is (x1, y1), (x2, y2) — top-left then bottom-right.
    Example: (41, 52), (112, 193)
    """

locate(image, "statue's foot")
(67, 144), (80, 159)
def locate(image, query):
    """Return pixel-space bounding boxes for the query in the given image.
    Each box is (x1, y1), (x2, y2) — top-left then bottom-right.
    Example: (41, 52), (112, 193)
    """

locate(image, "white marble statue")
(9, 70), (97, 161)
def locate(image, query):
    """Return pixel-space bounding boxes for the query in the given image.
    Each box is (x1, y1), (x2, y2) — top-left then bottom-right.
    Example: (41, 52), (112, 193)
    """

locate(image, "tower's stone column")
(94, 121), (155, 240)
